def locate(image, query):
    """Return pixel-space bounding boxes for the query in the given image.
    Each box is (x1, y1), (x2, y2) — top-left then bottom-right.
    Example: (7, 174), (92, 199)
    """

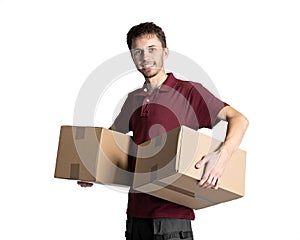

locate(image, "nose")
(143, 50), (153, 63)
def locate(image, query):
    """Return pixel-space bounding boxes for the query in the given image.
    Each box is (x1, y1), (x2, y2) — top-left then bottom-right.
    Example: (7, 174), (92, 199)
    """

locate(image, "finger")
(213, 178), (220, 190)
(198, 174), (208, 186)
(77, 181), (93, 187)
(203, 175), (214, 189)
(195, 155), (206, 169)
(210, 177), (218, 189)
(77, 181), (84, 185)
(84, 183), (93, 187)
(195, 162), (202, 169)
(198, 178), (206, 186)
(195, 160), (203, 169)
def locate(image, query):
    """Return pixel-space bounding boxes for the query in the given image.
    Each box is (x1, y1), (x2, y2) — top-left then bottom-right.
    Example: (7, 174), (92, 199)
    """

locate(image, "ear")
(163, 47), (169, 60)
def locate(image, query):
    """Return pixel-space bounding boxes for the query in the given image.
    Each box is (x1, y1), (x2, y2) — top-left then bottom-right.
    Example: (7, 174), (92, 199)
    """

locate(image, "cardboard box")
(54, 126), (133, 186)
(133, 126), (246, 209)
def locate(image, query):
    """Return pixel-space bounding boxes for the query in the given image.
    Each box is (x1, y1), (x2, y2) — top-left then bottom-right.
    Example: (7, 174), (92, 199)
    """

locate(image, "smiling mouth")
(140, 63), (155, 70)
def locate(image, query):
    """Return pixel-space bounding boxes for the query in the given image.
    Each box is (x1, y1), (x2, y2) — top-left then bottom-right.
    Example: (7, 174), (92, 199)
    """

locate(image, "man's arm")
(195, 105), (249, 189)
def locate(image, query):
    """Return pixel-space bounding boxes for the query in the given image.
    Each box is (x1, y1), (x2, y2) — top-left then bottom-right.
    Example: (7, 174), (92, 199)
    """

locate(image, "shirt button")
(143, 88), (148, 92)
(146, 99), (150, 102)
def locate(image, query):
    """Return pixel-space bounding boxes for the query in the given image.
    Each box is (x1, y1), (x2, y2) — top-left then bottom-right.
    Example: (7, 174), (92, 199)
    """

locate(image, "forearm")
(197, 106), (248, 189)
(221, 107), (249, 156)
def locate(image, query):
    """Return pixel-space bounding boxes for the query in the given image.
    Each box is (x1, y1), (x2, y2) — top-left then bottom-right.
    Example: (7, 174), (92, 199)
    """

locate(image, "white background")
(1, 0), (299, 239)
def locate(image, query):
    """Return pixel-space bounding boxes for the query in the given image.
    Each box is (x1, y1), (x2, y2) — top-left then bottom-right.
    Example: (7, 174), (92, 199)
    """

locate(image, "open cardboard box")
(54, 126), (133, 186)
(133, 126), (246, 209)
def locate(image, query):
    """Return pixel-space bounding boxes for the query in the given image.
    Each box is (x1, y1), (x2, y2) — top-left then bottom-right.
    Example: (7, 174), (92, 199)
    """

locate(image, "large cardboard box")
(133, 126), (246, 209)
(54, 126), (133, 186)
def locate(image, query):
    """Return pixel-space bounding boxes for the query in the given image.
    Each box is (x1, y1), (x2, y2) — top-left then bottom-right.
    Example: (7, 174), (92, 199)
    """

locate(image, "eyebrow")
(132, 45), (159, 50)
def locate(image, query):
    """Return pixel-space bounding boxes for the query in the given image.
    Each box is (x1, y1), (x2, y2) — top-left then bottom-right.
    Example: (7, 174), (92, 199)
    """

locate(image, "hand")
(195, 148), (230, 189)
(77, 181), (93, 187)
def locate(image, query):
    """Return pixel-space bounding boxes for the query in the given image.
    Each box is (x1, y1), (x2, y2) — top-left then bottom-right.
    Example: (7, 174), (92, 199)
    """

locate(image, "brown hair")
(126, 22), (167, 49)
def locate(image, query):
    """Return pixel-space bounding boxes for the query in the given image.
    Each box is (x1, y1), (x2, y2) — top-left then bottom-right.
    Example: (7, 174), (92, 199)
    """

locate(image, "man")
(79, 22), (249, 240)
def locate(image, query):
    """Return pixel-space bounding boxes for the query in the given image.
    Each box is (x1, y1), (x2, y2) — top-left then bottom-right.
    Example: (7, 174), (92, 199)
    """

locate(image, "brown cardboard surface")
(54, 126), (133, 186)
(133, 126), (246, 209)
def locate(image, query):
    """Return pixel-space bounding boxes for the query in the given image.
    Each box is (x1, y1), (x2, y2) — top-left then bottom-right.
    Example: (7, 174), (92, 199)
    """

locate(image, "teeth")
(141, 63), (154, 68)
(142, 64), (154, 68)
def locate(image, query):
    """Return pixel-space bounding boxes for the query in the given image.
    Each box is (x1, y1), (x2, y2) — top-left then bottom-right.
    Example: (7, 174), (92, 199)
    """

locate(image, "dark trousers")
(125, 216), (194, 240)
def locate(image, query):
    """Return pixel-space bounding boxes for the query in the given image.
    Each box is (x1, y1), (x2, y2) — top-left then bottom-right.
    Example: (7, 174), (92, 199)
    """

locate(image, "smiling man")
(79, 22), (248, 240)
(130, 34), (169, 87)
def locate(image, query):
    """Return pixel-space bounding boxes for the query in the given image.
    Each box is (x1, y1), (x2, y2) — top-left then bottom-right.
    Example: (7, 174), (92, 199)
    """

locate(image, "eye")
(148, 47), (156, 52)
(131, 49), (143, 57)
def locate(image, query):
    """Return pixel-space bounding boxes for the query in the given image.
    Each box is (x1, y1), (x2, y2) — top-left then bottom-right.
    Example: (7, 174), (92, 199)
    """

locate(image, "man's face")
(130, 34), (168, 79)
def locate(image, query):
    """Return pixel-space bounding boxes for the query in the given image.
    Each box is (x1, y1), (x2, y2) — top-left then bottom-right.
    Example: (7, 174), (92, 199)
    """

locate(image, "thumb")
(195, 155), (206, 169)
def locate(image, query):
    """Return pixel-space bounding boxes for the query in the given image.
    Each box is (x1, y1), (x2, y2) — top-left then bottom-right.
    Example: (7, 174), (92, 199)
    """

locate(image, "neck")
(145, 70), (168, 91)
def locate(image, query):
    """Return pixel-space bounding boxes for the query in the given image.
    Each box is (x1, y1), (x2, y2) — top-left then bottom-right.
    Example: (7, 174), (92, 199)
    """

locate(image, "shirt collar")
(134, 73), (178, 96)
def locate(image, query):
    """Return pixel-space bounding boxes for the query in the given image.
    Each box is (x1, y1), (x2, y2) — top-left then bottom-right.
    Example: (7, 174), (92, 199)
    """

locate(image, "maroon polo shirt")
(111, 73), (227, 220)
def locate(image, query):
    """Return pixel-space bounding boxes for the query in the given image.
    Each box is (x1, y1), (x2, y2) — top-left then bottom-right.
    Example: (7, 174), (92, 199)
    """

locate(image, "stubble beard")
(138, 62), (164, 79)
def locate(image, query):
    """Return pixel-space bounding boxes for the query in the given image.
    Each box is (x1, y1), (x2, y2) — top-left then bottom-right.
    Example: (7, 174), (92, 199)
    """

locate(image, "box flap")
(133, 127), (182, 189)
(96, 128), (133, 185)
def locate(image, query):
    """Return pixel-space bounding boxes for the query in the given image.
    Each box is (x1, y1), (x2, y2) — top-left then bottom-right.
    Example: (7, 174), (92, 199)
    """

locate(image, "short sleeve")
(110, 94), (133, 133)
(187, 82), (228, 129)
